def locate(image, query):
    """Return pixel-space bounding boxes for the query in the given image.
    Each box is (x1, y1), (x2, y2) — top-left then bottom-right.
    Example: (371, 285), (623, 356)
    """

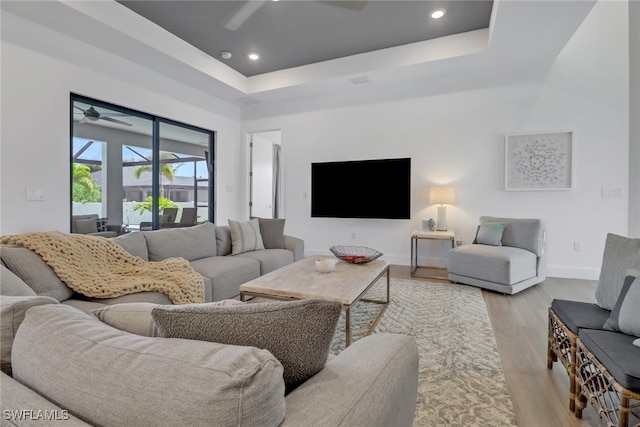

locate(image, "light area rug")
(329, 278), (517, 427)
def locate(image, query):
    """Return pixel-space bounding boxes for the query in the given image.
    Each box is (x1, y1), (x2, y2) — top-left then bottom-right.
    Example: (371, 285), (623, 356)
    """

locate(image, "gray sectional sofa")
(0, 222), (420, 426)
(1, 222), (304, 313)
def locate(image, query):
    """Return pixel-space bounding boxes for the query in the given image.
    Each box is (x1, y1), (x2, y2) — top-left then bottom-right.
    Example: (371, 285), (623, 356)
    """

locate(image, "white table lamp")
(429, 186), (455, 231)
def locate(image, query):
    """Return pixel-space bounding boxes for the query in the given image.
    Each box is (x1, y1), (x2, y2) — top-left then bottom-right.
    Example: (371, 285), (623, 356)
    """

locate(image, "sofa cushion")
(152, 299), (341, 393)
(92, 300), (243, 337)
(475, 223), (506, 246)
(618, 276), (640, 337)
(551, 299), (611, 335)
(479, 216), (544, 256)
(603, 270), (640, 333)
(1, 295), (58, 375)
(1, 264), (36, 296)
(0, 246), (74, 301)
(112, 232), (149, 261)
(235, 249), (294, 275)
(229, 219), (265, 255)
(93, 302), (161, 336)
(189, 256), (260, 301)
(215, 225), (233, 256)
(595, 233), (640, 310)
(579, 329), (640, 393)
(12, 304), (286, 426)
(258, 218), (286, 249)
(143, 222), (216, 261)
(448, 244), (537, 285)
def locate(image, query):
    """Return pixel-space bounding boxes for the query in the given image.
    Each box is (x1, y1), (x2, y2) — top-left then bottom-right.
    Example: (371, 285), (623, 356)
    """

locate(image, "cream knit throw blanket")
(1, 231), (204, 304)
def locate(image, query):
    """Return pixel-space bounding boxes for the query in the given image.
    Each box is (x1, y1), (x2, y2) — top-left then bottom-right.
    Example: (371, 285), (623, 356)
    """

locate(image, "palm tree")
(72, 163), (94, 194)
(133, 152), (176, 198)
(72, 163), (102, 203)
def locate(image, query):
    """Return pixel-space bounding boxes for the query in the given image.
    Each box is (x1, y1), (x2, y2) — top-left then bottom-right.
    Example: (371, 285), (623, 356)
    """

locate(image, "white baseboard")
(545, 266), (600, 280)
(305, 249), (600, 280)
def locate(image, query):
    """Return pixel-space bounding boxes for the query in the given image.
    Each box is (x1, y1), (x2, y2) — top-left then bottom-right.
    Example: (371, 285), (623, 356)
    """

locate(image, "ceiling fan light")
(86, 116), (99, 122)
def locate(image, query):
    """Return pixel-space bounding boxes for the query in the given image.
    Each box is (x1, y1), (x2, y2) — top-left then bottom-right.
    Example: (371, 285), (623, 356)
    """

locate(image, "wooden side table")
(410, 230), (456, 277)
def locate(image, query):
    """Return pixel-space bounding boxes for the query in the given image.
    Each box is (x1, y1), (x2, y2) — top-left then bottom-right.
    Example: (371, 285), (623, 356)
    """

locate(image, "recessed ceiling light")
(431, 9), (446, 19)
(221, 51), (232, 60)
(248, 53), (260, 60)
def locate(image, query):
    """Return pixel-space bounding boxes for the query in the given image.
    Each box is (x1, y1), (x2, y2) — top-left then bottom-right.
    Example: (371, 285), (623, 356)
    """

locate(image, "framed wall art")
(504, 131), (573, 191)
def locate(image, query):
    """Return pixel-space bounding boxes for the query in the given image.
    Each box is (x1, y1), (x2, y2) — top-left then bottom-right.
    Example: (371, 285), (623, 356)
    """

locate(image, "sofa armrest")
(283, 333), (418, 427)
(1, 372), (89, 426)
(284, 236), (304, 261)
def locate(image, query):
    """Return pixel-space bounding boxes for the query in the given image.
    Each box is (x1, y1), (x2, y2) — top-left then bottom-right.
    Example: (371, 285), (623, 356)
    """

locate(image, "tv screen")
(311, 157), (411, 219)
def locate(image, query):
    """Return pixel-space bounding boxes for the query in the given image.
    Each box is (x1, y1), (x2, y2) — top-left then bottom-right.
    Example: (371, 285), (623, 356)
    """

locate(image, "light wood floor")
(391, 265), (603, 427)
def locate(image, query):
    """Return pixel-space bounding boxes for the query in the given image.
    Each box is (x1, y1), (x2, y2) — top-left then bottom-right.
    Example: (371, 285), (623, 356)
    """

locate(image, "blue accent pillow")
(476, 223), (506, 246)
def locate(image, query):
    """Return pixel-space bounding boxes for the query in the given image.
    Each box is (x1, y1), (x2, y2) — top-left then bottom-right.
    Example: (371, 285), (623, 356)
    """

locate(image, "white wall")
(243, 1), (629, 280)
(0, 12), (243, 235)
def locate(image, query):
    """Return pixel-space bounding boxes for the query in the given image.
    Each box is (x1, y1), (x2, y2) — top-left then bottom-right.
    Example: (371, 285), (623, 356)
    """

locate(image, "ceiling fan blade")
(78, 117), (88, 124)
(74, 105), (88, 113)
(319, 1), (369, 11)
(100, 116), (133, 127)
(224, 0), (266, 31)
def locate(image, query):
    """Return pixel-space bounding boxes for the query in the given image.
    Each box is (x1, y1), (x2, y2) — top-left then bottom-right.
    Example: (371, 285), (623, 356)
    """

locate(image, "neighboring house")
(91, 168), (209, 204)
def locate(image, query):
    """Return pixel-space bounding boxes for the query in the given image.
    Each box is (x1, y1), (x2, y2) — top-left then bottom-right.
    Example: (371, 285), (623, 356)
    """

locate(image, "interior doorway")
(249, 130), (282, 219)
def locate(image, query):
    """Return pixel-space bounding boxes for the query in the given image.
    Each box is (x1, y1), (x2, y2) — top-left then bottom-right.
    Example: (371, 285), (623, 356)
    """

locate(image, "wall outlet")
(601, 188), (622, 199)
(573, 241), (582, 251)
(225, 185), (233, 193)
(26, 189), (45, 201)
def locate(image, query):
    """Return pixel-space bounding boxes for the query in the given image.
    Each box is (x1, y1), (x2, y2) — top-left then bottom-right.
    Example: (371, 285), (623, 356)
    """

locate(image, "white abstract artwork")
(505, 131), (573, 191)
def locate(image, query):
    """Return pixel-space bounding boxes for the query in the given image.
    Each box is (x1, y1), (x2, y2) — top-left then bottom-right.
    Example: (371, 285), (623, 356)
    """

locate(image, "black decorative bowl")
(329, 245), (383, 264)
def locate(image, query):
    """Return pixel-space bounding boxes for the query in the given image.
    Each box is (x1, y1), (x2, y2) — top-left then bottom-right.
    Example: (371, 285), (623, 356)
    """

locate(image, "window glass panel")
(158, 121), (211, 227)
(71, 95), (215, 234)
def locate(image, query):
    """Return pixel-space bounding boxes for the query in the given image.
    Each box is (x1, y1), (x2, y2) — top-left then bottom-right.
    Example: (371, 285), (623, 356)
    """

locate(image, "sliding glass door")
(71, 94), (215, 233)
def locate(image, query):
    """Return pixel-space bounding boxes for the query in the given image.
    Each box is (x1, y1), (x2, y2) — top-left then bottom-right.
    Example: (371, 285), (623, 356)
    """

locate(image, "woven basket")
(329, 245), (383, 264)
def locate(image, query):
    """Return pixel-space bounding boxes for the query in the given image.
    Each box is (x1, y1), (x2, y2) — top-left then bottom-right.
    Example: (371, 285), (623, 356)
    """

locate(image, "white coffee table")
(239, 257), (390, 346)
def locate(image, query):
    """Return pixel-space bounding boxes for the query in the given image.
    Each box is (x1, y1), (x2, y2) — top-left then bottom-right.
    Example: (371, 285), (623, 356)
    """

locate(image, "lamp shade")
(429, 186), (456, 205)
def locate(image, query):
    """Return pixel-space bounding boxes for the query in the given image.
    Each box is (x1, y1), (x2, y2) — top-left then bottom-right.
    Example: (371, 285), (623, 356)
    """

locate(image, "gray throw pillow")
(595, 233), (640, 310)
(258, 218), (285, 249)
(93, 300), (243, 337)
(228, 219), (265, 254)
(618, 276), (640, 337)
(476, 222), (506, 246)
(1, 264), (36, 296)
(75, 218), (98, 234)
(0, 246), (74, 301)
(603, 270), (639, 332)
(152, 299), (342, 393)
(112, 232), (149, 261)
(143, 222), (216, 261)
(93, 303), (161, 337)
(634, 338), (640, 348)
(1, 295), (59, 375)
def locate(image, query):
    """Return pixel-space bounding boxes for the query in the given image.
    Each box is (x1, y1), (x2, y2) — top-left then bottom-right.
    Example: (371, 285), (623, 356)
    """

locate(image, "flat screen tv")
(311, 157), (411, 219)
